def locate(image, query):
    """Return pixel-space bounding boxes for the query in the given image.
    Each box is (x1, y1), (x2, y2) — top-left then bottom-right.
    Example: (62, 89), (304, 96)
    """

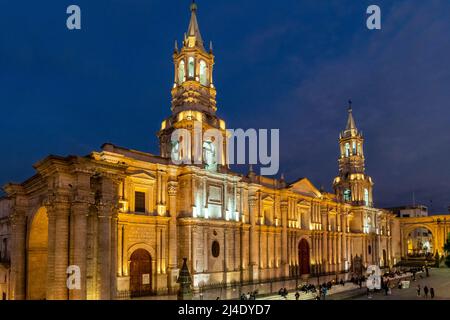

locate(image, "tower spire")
(186, 1), (204, 50)
(334, 100), (373, 207)
(346, 99), (357, 131)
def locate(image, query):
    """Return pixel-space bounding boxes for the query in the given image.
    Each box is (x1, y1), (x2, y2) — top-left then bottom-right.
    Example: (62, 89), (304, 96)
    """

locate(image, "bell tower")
(158, 2), (227, 170)
(333, 101), (374, 207)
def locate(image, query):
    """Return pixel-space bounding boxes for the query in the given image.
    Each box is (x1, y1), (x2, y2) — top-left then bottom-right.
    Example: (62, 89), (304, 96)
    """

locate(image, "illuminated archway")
(27, 207), (48, 300)
(406, 226), (434, 257)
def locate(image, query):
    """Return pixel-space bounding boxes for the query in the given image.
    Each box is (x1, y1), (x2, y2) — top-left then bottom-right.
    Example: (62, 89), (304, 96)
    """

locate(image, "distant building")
(386, 205), (432, 256)
(387, 205), (428, 218)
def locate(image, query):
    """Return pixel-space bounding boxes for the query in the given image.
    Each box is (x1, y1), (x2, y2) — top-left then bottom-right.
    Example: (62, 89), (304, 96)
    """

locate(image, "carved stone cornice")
(10, 213), (26, 227)
(167, 181), (179, 197)
(248, 195), (257, 208)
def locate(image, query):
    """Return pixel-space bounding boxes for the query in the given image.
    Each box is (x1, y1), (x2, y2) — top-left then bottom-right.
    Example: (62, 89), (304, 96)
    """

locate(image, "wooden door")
(130, 249), (152, 297)
(298, 239), (311, 275)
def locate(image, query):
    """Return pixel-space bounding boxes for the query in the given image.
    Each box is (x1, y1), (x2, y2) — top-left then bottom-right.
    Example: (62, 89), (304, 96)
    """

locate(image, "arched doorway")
(27, 207), (48, 300)
(130, 249), (152, 297)
(298, 239), (310, 275)
(406, 227), (434, 258)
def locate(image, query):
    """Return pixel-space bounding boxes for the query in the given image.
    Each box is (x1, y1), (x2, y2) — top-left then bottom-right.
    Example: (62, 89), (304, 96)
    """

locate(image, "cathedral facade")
(0, 3), (401, 300)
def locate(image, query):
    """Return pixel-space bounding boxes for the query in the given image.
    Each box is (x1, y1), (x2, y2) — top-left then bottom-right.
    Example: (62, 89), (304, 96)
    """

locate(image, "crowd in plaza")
(239, 291), (258, 300)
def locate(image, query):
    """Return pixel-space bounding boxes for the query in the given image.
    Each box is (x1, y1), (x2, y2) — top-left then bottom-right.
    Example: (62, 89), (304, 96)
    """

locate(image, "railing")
(116, 287), (169, 300)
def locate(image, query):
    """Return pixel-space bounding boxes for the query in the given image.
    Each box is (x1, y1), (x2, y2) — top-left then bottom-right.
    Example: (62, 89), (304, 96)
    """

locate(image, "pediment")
(289, 178), (322, 198)
(262, 195), (275, 203)
(128, 170), (156, 181)
(296, 199), (310, 207)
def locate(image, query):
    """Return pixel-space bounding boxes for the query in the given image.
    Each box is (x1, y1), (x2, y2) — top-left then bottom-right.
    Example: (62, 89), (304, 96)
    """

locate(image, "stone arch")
(126, 243), (156, 294)
(26, 206), (48, 300)
(129, 248), (152, 297)
(127, 243), (156, 262)
(403, 224), (436, 257)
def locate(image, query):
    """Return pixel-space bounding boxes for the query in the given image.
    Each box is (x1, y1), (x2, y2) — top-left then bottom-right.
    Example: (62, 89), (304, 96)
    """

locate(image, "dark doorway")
(383, 249), (387, 267)
(130, 249), (152, 297)
(298, 239), (311, 275)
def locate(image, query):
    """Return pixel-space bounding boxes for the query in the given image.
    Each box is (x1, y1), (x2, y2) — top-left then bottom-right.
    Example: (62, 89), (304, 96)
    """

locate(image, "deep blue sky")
(1, 0), (449, 213)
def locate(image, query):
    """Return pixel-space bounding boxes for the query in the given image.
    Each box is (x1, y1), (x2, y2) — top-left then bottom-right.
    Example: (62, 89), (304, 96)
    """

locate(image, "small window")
(352, 141), (357, 155)
(135, 191), (146, 213)
(364, 188), (369, 206)
(188, 57), (195, 78)
(345, 143), (350, 157)
(212, 241), (220, 258)
(199, 60), (208, 85)
(368, 245), (372, 255)
(178, 60), (185, 84)
(343, 189), (352, 202)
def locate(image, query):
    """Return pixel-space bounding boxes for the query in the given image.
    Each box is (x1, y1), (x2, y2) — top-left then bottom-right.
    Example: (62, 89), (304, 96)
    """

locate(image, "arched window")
(203, 140), (216, 171)
(212, 241), (220, 258)
(178, 60), (185, 84)
(345, 143), (350, 157)
(199, 60), (208, 85)
(357, 143), (362, 155)
(364, 188), (369, 206)
(352, 141), (357, 155)
(343, 189), (351, 202)
(188, 57), (195, 78)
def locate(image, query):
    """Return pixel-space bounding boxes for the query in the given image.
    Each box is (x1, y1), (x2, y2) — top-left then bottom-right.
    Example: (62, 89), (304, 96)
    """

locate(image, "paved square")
(351, 268), (450, 300)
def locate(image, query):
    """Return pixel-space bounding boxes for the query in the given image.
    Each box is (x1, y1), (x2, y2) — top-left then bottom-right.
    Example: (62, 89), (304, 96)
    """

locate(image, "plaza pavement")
(351, 268), (450, 300)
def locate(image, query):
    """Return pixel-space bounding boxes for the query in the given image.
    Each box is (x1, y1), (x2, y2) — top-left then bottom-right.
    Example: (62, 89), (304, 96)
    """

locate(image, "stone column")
(10, 212), (26, 300)
(46, 205), (56, 300)
(97, 175), (119, 300)
(97, 204), (112, 300)
(318, 234), (323, 273)
(377, 235), (381, 266)
(337, 234), (341, 271)
(280, 201), (289, 277)
(53, 201), (70, 300)
(346, 236), (350, 269)
(70, 201), (89, 300)
(248, 195), (258, 282)
(362, 237), (367, 266)
(110, 212), (118, 298)
(223, 229), (228, 284)
(117, 224), (123, 276)
(167, 181), (179, 294)
(323, 232), (328, 273)
(331, 232), (337, 271)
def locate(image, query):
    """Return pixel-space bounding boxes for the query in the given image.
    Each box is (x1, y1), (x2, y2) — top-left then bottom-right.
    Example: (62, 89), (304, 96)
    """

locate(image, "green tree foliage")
(445, 233), (450, 268)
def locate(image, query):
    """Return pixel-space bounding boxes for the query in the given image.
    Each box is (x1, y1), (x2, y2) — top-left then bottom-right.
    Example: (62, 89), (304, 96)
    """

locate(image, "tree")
(445, 233), (450, 268)
(434, 252), (440, 268)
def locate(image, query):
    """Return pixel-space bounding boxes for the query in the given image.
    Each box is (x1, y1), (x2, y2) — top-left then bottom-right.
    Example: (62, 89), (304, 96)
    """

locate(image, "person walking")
(417, 285), (421, 297)
(295, 291), (300, 300)
(423, 286), (429, 299)
(430, 287), (435, 299)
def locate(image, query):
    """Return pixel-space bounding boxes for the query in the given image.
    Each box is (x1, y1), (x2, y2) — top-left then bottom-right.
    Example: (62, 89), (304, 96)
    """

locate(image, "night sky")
(1, 0), (449, 213)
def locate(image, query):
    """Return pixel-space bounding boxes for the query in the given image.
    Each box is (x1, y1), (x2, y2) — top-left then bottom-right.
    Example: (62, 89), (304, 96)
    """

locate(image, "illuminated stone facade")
(0, 4), (402, 300)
